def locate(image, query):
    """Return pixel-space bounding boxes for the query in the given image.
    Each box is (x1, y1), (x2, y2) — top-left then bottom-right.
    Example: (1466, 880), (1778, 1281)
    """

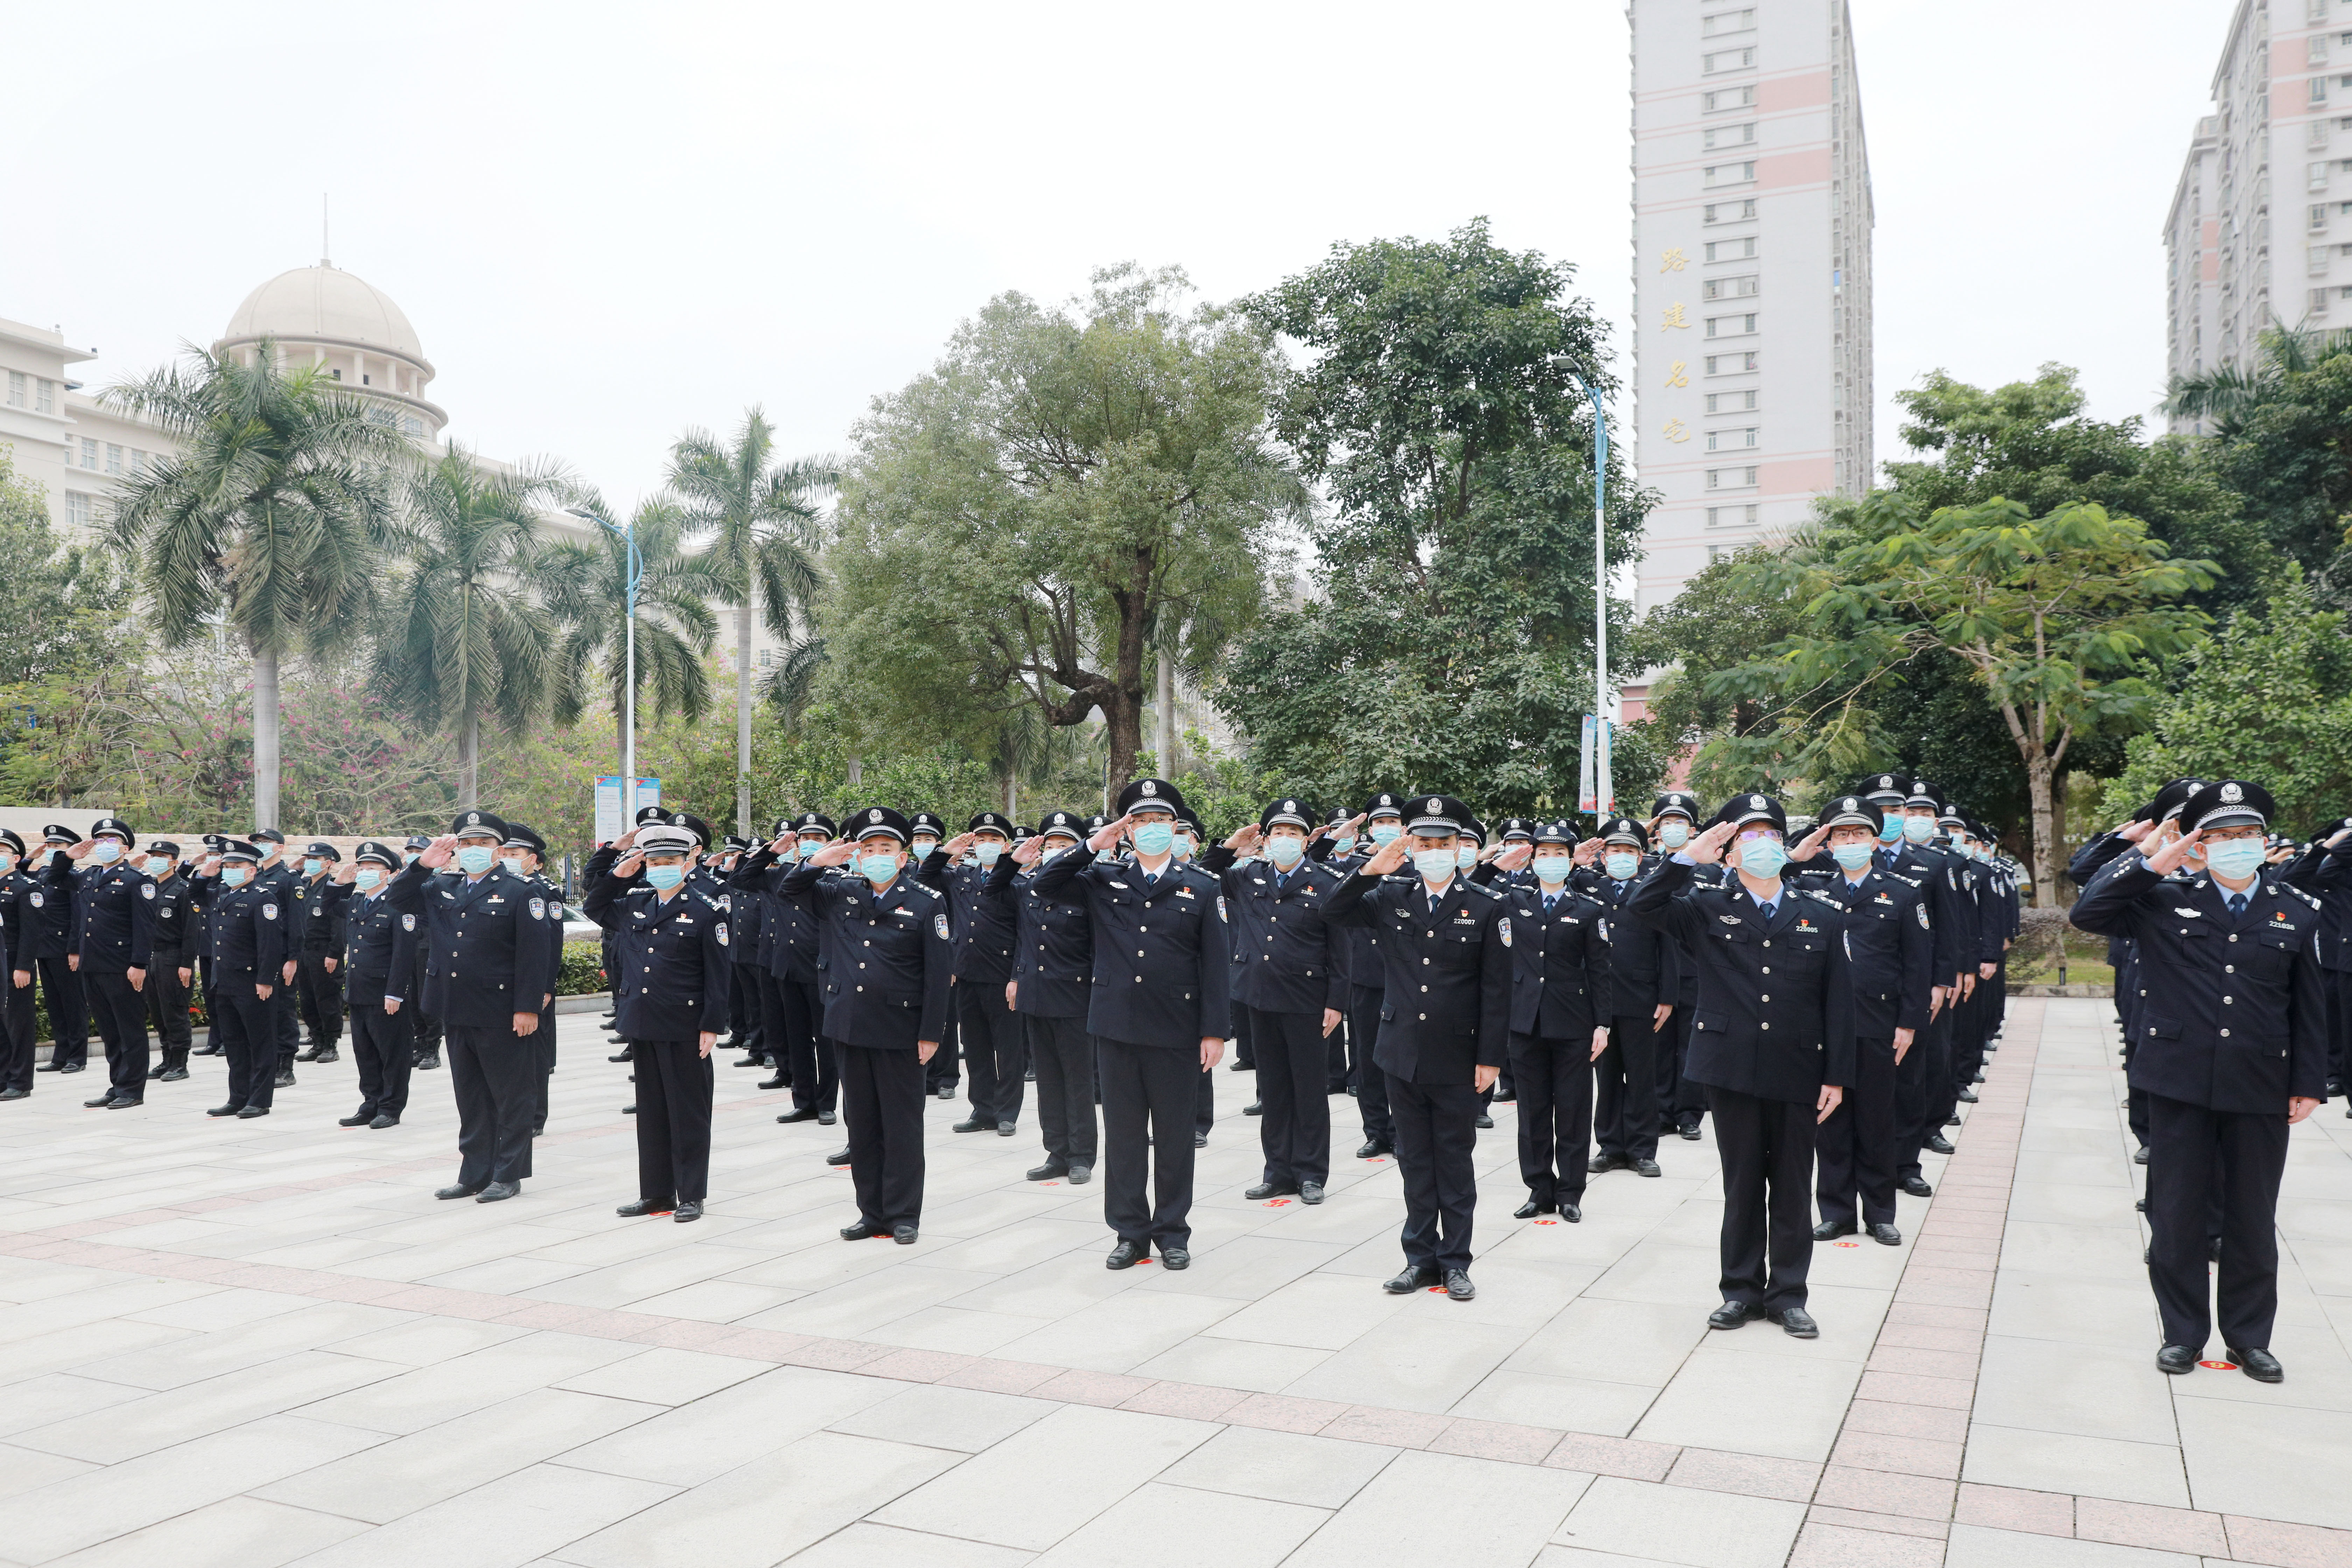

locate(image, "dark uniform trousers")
(446, 1025), (535, 1187)
(529, 1008), (557, 1134)
(2146, 1092), (2290, 1353)
(958, 981), (1025, 1128)
(726, 959), (760, 1055)
(411, 946), (442, 1064)
(216, 985), (277, 1110)
(927, 1006), (959, 1093)
(1, 973), (35, 1093)
(1596, 1015), (1661, 1161)
(1817, 1035), (1899, 1227)
(1509, 1032), (1591, 1208)
(349, 1003), (414, 1120)
(1655, 1008), (1701, 1131)
(1388, 1073), (1481, 1273)
(1229, 1005), (1254, 1072)
(147, 964), (192, 1069)
(779, 980), (836, 1112)
(37, 954), (86, 1069)
(1194, 1050), (1216, 1138)
(840, 1042), (924, 1227)
(86, 971), (152, 1098)
(296, 953), (344, 1050)
(1346, 984), (1393, 1147)
(1026, 1013), (1096, 1167)
(1099, 1036), (1201, 1247)
(1897, 1008), (1954, 1177)
(633, 1038), (716, 1204)
(751, 968), (790, 1085)
(194, 956), (218, 1054)
(1710, 1086), (1817, 1311)
(1249, 1006), (1331, 1188)
(275, 977), (300, 1073)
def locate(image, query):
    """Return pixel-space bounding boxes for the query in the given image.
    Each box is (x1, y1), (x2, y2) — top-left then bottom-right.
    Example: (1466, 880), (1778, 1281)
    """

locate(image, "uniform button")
(2223, 996), (2232, 1004)
(863, 939), (871, 946)
(1760, 993), (1770, 1002)
(2220, 1028), (2231, 1037)
(1760, 1021), (1769, 1030)
(856, 985), (863, 991)
(2225, 964), (2234, 973)
(1761, 966), (1770, 975)
(1423, 957), (1431, 965)
(2228, 934), (2238, 943)
(1763, 940), (1771, 947)
(1135, 975), (1143, 982)
(1138, 949), (1146, 958)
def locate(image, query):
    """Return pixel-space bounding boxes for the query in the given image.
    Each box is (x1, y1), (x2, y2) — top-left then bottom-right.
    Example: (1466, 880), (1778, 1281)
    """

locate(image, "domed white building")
(215, 263), (447, 441)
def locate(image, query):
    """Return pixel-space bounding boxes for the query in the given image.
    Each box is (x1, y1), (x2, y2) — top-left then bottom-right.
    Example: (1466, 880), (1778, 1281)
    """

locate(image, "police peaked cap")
(1085, 814), (1112, 834)
(1012, 825), (1033, 842)
(2135, 776), (2207, 825)
(303, 841), (342, 862)
(1179, 810), (1205, 835)
(1819, 795), (1883, 833)
(1599, 816), (1649, 849)
(1325, 805), (1354, 827)
(770, 816), (794, 838)
(252, 827), (287, 845)
(450, 810), (508, 839)
(654, 812), (705, 848)
(632, 805), (670, 826)
(1405, 794), (1470, 834)
(2181, 779), (2274, 833)
(1854, 774), (1909, 806)
(1652, 791), (1702, 822)
(848, 805), (911, 844)
(1458, 817), (1486, 846)
(635, 824), (698, 855)
(144, 840), (180, 858)
(353, 840), (401, 869)
(1037, 808), (1085, 842)
(1936, 800), (1968, 827)
(504, 824), (548, 858)
(0, 830), (24, 856)
(1534, 819), (1582, 847)
(1116, 777), (1184, 816)
(38, 824), (78, 845)
(90, 817), (134, 841)
(402, 834), (432, 852)
(218, 839), (262, 863)
(966, 811), (1015, 836)
(1497, 817), (1536, 842)
(1259, 797), (1313, 832)
(1362, 791), (1406, 821)
(1903, 779), (1943, 810)
(791, 812), (836, 838)
(909, 812), (946, 838)
(1715, 793), (1787, 833)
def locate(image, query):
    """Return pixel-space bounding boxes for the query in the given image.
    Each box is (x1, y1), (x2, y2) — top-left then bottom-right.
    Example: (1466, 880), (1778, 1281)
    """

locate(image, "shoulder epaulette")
(1465, 880), (1504, 899)
(907, 880), (943, 899)
(2283, 882), (2323, 910)
(1884, 870), (1922, 888)
(1800, 887), (1849, 910)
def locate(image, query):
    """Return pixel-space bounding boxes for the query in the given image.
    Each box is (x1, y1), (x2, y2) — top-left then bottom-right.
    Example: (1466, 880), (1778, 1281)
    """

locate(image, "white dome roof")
(220, 265), (427, 365)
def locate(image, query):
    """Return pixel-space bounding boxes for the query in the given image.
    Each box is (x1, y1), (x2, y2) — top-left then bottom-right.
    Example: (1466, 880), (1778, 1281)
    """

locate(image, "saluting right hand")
(612, 853), (645, 879)
(1682, 820), (1737, 866)
(2143, 823), (2202, 876)
(1010, 835), (1044, 866)
(1223, 823), (1263, 853)
(418, 835), (458, 869)
(1089, 814), (1135, 854)
(1358, 831), (1412, 878)
(811, 838), (858, 868)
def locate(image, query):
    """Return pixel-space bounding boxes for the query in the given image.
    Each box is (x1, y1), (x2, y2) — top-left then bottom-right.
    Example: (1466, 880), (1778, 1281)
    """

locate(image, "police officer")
(248, 827), (304, 1086)
(1488, 820), (1612, 1219)
(199, 840), (288, 1119)
(387, 811), (556, 1203)
(1025, 779), (1231, 1269)
(1205, 797), (1349, 1204)
(52, 818), (156, 1109)
(187, 835), (226, 1059)
(2073, 781), (2325, 1382)
(140, 841), (197, 1085)
(588, 821), (731, 1222)
(1633, 794), (1855, 1337)
(1010, 808), (1096, 1182)
(498, 824), (567, 1136)
(1645, 792), (1707, 1138)
(1340, 793), (1403, 1159)
(777, 807), (952, 1243)
(930, 811), (1023, 1138)
(27, 825), (88, 1077)
(1584, 817), (1687, 1169)
(736, 812), (840, 1127)
(329, 841), (418, 1129)
(1790, 796), (1933, 1245)
(292, 841), (348, 1064)
(402, 835), (444, 1071)
(0, 831), (28, 1101)
(1848, 776), (1964, 1196)
(735, 817), (794, 1094)
(716, 836), (769, 1071)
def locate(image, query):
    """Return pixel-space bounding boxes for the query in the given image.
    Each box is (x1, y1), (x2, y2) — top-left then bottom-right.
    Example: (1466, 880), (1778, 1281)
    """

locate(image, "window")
(64, 492), (92, 529)
(1703, 123), (1757, 150)
(1701, 8), (1756, 36)
(1705, 351), (1760, 375)
(35, 379), (54, 414)
(1703, 47), (1757, 74)
(129, 449), (147, 474)
(1704, 313), (1758, 337)
(80, 438), (98, 470)
(1703, 274), (1760, 300)
(756, 648), (778, 669)
(1706, 466), (1759, 490)
(1703, 85), (1757, 113)
(2315, 287), (2335, 316)
(1703, 199), (1758, 225)
(5, 371), (22, 408)
(1706, 389), (1760, 414)
(1708, 504), (1760, 528)
(2316, 161), (2335, 192)
(403, 415), (424, 436)
(1707, 426), (1760, 451)
(2316, 76), (2331, 106)
(1703, 161), (1757, 188)
(2315, 245), (2336, 275)
(104, 443), (121, 476)
(2317, 36), (2334, 67)
(1707, 544), (1733, 564)
(2317, 203), (2334, 231)
(1705, 236), (1759, 263)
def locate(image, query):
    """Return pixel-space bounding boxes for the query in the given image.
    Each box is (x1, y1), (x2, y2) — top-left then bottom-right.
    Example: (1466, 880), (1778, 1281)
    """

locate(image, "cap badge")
(1426, 797), (1441, 812)
(1750, 794), (1766, 810)
(1141, 781), (1158, 797)
(869, 809), (883, 823)
(2220, 783), (2244, 804)
(466, 812), (480, 825)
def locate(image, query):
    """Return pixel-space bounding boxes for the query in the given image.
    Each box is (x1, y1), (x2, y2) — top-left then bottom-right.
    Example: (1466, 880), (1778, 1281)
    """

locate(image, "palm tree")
(375, 447), (566, 807)
(540, 494), (727, 736)
(104, 341), (408, 829)
(2165, 323), (2352, 431)
(668, 408), (836, 837)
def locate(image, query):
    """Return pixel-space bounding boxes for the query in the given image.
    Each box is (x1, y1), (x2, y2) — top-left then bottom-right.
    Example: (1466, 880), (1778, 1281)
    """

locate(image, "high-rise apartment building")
(2164, 0), (2343, 435)
(1629, 0), (1875, 612)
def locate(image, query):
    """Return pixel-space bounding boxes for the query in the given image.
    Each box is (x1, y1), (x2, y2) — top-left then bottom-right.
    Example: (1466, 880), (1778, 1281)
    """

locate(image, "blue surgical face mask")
(1370, 823), (1403, 846)
(1737, 839), (1788, 880)
(0, 854), (16, 874)
(1831, 841), (1875, 871)
(92, 840), (123, 864)
(1876, 815), (1903, 844)
(1457, 845), (1479, 870)
(144, 857), (171, 877)
(1175, 836), (1196, 860)
(975, 842), (1003, 866)
(798, 839), (825, 859)
(911, 839), (937, 861)
(456, 845), (496, 874)
(222, 865), (251, 887)
(302, 858), (323, 876)
(1331, 835), (1358, 856)
(2205, 839), (2265, 880)
(1132, 821), (1175, 857)
(644, 862), (684, 890)
(1535, 853), (1574, 884)
(1658, 821), (1690, 849)
(355, 867), (383, 891)
(1604, 852), (1641, 880)
(860, 850), (902, 885)
(1902, 815), (1935, 843)
(1412, 847), (1458, 880)
(1266, 834), (1305, 868)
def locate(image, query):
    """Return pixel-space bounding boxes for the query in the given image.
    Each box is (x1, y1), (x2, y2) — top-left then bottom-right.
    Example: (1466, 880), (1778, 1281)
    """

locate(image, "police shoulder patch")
(401, 913), (415, 931)
(141, 882), (155, 900)
(1216, 894), (1228, 923)
(1916, 902), (1931, 929)
(262, 902), (278, 920)
(528, 897), (545, 920)
(933, 912), (950, 940)
(1498, 916), (1512, 947)
(27, 891), (40, 908)
(716, 921), (729, 946)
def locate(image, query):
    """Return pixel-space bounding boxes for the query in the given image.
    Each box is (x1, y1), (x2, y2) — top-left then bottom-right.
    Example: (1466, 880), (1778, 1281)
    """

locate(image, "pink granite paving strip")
(1828, 1428), (1964, 1481)
(1541, 1431), (1680, 1482)
(1429, 1418), (1562, 1465)
(2076, 1497), (2231, 1556)
(1119, 1381), (1250, 1423)
(1221, 1392), (1353, 1434)
(2225, 1515), (2352, 1568)
(1318, 1405), (1451, 1450)
(1027, 1369), (1156, 1409)
(859, 1349), (979, 1385)
(1955, 1481), (2074, 1536)
(1806, 1505), (1951, 1542)
(1814, 1463), (1955, 1520)
(1666, 1447), (1821, 1502)
(1788, 1521), (1945, 1566)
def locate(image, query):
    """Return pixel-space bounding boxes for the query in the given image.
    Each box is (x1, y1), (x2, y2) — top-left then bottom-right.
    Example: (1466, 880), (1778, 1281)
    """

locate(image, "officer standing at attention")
(1633, 794), (1854, 1337)
(53, 819), (156, 1110)
(187, 836), (225, 1060)
(403, 835), (444, 1072)
(140, 841), (197, 1086)
(1488, 820), (1612, 1219)
(2070, 780), (2327, 1382)
(0, 831), (29, 1102)
(1789, 796), (1933, 1245)
(199, 840), (288, 1119)
(28, 825), (89, 1077)
(1025, 779), (1231, 1269)
(247, 828), (304, 1087)
(1009, 808), (1097, 1183)
(1637, 794), (1708, 1138)
(293, 842), (348, 1065)
(907, 812), (956, 1098)
(328, 842), (418, 1129)
(740, 817), (795, 1095)
(715, 836), (765, 1070)
(387, 812), (556, 1204)
(1339, 794), (1405, 1160)
(498, 824), (566, 1136)
(588, 821), (731, 1222)
(777, 807), (952, 1244)
(1204, 797), (1349, 1205)
(739, 812), (840, 1128)
(1582, 817), (1687, 1159)
(928, 811), (1024, 1139)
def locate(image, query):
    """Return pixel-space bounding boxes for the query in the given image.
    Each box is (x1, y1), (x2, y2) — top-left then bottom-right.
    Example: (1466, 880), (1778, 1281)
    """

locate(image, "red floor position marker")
(1832, 1240), (1860, 1248)
(2199, 1359), (2239, 1371)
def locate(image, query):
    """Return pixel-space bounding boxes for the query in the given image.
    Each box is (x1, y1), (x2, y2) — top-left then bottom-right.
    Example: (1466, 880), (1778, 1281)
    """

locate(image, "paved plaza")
(0, 999), (2348, 1567)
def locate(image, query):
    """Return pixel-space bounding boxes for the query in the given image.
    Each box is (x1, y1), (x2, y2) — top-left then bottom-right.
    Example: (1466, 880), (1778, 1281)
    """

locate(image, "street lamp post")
(1557, 360), (1613, 821)
(567, 505), (642, 826)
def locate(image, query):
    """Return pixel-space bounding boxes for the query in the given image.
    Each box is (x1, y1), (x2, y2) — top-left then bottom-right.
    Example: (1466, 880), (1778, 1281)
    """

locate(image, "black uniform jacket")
(293, 877), (347, 954)
(1579, 869), (1681, 1014)
(1790, 865), (1934, 1038)
(204, 875), (289, 983)
(1025, 846), (1231, 1050)
(2281, 841), (2352, 976)
(383, 860), (557, 1029)
(1201, 845), (1349, 1015)
(1630, 858), (1857, 1104)
(340, 887), (419, 1008)
(1010, 853), (1093, 1020)
(2070, 860), (2330, 1113)
(731, 847), (822, 984)
(148, 874), (198, 971)
(915, 852), (1020, 986)
(1485, 873), (1612, 1042)
(50, 857), (153, 973)
(1320, 867), (1512, 1085)
(584, 870), (732, 1040)
(776, 862), (952, 1050)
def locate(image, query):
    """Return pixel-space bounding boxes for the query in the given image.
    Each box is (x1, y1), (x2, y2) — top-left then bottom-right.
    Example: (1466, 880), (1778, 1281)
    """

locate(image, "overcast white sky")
(2, 1), (2230, 509)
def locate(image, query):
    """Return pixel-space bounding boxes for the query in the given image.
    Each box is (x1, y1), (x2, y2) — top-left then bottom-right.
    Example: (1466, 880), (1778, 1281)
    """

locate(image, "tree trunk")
(1007, 774), (1018, 821)
(846, 754), (863, 789)
(1155, 647), (1176, 778)
(252, 642), (280, 832)
(460, 711), (479, 810)
(2025, 750), (2059, 909)
(1106, 590), (1149, 792)
(736, 600), (753, 839)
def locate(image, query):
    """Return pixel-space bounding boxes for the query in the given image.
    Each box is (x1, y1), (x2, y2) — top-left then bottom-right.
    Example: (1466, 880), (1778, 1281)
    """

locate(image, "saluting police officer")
(52, 818), (156, 1109)
(497, 823), (566, 1137)
(1583, 818), (1689, 1166)
(292, 842), (348, 1064)
(778, 807), (952, 1243)
(926, 811), (1024, 1138)
(328, 841), (418, 1129)
(248, 828), (304, 1086)
(27, 825), (88, 1077)
(387, 812), (557, 1203)
(0, 831), (28, 1101)
(199, 840), (288, 1119)
(735, 812), (841, 1127)
(140, 841), (197, 1085)
(2071, 780), (2328, 1382)
(588, 821), (732, 1222)
(1025, 779), (1231, 1270)
(402, 834), (444, 1072)
(1337, 793), (1405, 1159)
(1010, 808), (1097, 1182)
(1644, 792), (1708, 1138)
(1486, 820), (1612, 1220)
(1633, 794), (1855, 1338)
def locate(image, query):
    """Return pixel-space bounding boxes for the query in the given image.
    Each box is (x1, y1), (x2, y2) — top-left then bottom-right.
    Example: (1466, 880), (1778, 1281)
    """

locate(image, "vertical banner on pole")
(1595, 716), (1615, 817)
(594, 776), (663, 844)
(1577, 716), (1600, 814)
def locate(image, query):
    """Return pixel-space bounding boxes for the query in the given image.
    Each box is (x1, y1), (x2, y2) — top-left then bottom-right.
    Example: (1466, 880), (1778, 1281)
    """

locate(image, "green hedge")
(559, 940), (605, 996)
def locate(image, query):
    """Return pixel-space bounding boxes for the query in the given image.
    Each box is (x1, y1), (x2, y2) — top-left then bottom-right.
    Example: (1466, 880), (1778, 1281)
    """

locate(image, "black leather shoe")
(274, 1070), (296, 1087)
(618, 1198), (675, 1217)
(1515, 1199), (1556, 1218)
(147, 1064), (166, 1079)
(840, 1220), (882, 1240)
(1957, 1087), (1979, 1103)
(530, 1121), (546, 1137)
(1634, 1158), (1662, 1178)
(158, 1067), (188, 1082)
(1560, 1202), (1582, 1222)
(2230, 1347), (2284, 1382)
(1067, 1165), (1092, 1184)
(818, 1111), (836, 1125)
(997, 1121), (1016, 1137)
(1192, 1132), (1207, 1147)
(0, 1087), (27, 1101)
(1900, 1175), (1934, 1198)
(296, 1046), (322, 1062)
(623, 1105), (637, 1115)
(2133, 1145), (2150, 1165)
(1385, 1265), (1441, 1294)
(674, 1201), (703, 1223)
(1972, 1070), (1985, 1083)
(1027, 1162), (1069, 1182)
(1246, 1182), (1300, 1201)
(84, 1094), (116, 1108)
(437, 1182), (486, 1200)
(1444, 1269), (1476, 1301)
(1228, 1058), (1250, 1070)
(1244, 1101), (1262, 1115)
(1812, 1219), (1857, 1241)
(1299, 1182), (1325, 1205)
(936, 1084), (954, 1099)
(890, 1222), (915, 1243)
(776, 1106), (819, 1124)
(1106, 1239), (1147, 1269)
(757, 1075), (790, 1091)
(2157, 1343), (2197, 1375)
(1357, 1141), (1393, 1158)
(1944, 1114), (1962, 1128)
(1474, 1114), (1494, 1129)
(733, 1055), (762, 1069)
(1679, 1121), (1702, 1140)
(826, 1147), (852, 1166)
(1869, 1223), (1903, 1246)
(315, 1048), (338, 1064)
(2136, 1197), (2148, 1212)
(1926, 1134), (1955, 1155)
(1492, 1088), (1516, 1103)
(369, 1114), (399, 1129)
(1775, 1307), (1820, 1339)
(607, 1050), (631, 1063)
(36, 1060), (59, 1072)
(57, 1061), (84, 1074)
(235, 1105), (269, 1119)
(415, 1055), (440, 1070)
(104, 1097), (142, 1109)
(1159, 1246), (1189, 1269)
(1589, 1153), (1624, 1174)
(208, 1103), (240, 1117)
(1708, 1300), (1755, 1330)
(952, 1118), (990, 1133)
(338, 1112), (372, 1127)
(475, 1182), (519, 1203)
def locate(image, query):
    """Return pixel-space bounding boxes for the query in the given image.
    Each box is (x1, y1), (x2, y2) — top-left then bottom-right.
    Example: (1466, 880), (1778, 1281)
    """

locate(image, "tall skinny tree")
(669, 409), (834, 838)
(377, 448), (566, 806)
(540, 495), (726, 738)
(105, 342), (407, 829)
